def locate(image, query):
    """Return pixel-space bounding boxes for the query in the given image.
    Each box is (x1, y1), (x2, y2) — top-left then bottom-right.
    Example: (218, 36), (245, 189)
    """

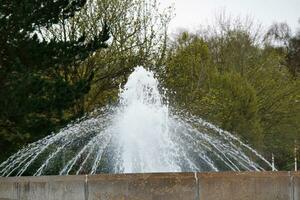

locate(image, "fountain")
(0, 66), (274, 176)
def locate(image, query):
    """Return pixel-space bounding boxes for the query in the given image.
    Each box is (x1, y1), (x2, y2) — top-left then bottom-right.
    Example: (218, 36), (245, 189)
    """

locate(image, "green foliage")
(165, 21), (300, 170)
(165, 32), (262, 148)
(79, 0), (172, 110)
(165, 32), (212, 104)
(199, 72), (262, 147)
(0, 0), (109, 161)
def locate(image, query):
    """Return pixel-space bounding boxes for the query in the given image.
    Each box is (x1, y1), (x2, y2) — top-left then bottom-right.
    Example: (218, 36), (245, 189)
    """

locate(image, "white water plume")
(0, 66), (274, 176)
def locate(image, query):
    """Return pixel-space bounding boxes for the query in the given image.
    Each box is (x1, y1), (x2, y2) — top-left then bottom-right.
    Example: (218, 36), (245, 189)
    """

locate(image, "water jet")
(0, 66), (273, 176)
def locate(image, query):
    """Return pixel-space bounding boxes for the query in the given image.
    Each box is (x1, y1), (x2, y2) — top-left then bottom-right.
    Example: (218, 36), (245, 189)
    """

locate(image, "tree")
(287, 32), (300, 77)
(164, 32), (213, 105)
(264, 21), (300, 77)
(0, 0), (109, 161)
(265, 22), (291, 46)
(166, 16), (300, 169)
(164, 32), (262, 148)
(45, 0), (172, 110)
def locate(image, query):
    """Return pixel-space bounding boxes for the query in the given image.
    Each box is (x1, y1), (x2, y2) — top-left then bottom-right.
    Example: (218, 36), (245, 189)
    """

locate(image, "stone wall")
(0, 172), (299, 200)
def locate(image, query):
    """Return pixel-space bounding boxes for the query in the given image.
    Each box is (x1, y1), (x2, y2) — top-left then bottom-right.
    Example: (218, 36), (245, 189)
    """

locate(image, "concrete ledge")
(294, 172), (300, 200)
(0, 172), (299, 200)
(198, 171), (293, 200)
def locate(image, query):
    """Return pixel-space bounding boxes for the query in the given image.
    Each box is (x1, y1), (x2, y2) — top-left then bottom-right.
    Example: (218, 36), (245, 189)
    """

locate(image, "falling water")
(0, 66), (274, 176)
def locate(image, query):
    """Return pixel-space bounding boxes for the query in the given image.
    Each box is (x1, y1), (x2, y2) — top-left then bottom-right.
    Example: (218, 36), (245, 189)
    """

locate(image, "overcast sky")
(160, 0), (300, 34)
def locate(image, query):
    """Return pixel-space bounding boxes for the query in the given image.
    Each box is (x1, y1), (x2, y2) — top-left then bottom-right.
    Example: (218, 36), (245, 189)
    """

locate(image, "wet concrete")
(0, 171), (299, 200)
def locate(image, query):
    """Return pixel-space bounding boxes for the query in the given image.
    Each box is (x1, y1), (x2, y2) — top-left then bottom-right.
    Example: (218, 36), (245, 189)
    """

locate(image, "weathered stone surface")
(1, 172), (300, 200)
(0, 175), (86, 200)
(198, 171), (292, 200)
(293, 172), (300, 200)
(87, 173), (197, 200)
(0, 177), (18, 200)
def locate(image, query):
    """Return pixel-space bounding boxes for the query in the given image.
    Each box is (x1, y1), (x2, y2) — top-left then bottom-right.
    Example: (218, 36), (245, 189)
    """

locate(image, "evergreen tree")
(0, 0), (109, 161)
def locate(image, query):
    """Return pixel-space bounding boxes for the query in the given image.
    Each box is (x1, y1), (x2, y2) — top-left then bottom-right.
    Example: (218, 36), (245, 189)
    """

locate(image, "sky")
(160, 0), (300, 34)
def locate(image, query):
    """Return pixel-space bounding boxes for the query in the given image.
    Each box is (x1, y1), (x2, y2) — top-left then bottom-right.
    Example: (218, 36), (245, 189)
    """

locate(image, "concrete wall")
(0, 171), (299, 200)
